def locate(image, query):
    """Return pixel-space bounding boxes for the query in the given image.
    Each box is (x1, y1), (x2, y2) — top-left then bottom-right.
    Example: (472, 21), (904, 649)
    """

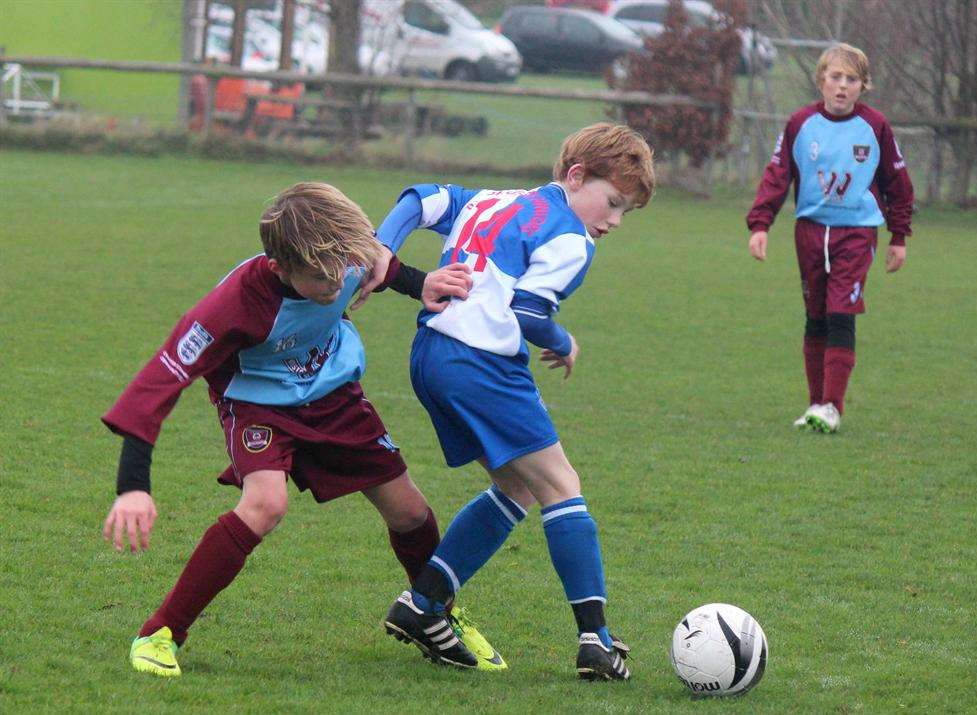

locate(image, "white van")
(386, 0), (522, 82)
(205, 0), (520, 82)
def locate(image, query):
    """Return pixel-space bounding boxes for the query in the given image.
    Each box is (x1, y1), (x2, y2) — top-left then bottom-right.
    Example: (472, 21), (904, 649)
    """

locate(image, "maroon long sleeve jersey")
(746, 101), (914, 245)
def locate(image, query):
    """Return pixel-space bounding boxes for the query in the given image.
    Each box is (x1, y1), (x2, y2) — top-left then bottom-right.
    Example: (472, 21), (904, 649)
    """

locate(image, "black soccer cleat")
(384, 591), (478, 669)
(577, 632), (631, 681)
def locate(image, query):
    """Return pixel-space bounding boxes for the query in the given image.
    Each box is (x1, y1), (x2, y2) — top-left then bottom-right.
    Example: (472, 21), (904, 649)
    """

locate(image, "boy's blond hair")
(259, 182), (380, 282)
(815, 43), (872, 91)
(553, 123), (655, 208)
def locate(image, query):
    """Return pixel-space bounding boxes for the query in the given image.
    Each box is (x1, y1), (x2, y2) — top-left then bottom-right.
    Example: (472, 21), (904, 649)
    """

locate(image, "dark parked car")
(498, 6), (644, 74)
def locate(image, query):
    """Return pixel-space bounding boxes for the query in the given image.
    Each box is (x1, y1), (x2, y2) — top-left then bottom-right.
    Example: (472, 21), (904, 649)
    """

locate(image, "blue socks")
(413, 485), (526, 607)
(542, 496), (611, 647)
(413, 490), (612, 649)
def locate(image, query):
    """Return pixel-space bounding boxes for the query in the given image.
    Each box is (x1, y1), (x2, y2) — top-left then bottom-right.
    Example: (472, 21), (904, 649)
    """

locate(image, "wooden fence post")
(0, 47), (7, 129)
(404, 88), (416, 168)
(203, 76), (215, 137)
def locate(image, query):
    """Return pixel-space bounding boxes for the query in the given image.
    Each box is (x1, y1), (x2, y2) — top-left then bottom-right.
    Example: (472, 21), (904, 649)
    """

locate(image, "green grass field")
(1, 149), (975, 713)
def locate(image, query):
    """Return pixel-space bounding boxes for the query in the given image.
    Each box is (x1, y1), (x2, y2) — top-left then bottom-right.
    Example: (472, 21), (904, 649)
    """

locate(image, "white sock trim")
(430, 555), (461, 593)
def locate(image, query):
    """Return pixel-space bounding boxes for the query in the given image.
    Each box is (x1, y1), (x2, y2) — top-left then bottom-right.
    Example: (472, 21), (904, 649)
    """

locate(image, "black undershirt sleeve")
(116, 434), (153, 495)
(380, 260), (427, 301)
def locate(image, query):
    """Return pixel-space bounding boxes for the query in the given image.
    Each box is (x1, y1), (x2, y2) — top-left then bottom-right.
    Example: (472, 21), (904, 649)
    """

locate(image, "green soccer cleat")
(130, 626), (181, 677)
(449, 606), (507, 671)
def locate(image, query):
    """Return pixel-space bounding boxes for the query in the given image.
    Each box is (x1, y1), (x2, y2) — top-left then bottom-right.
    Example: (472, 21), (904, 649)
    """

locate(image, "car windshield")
(586, 11), (642, 42)
(434, 0), (484, 30)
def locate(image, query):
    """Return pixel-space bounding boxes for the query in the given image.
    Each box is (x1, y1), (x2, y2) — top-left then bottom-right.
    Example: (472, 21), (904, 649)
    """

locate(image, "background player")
(746, 43), (914, 433)
(357, 123), (655, 680)
(101, 182), (504, 677)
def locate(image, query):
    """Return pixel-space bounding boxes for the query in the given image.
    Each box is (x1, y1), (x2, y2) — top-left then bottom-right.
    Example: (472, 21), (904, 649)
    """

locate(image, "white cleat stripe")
(436, 636), (460, 650)
(430, 629), (454, 643)
(423, 621), (450, 635)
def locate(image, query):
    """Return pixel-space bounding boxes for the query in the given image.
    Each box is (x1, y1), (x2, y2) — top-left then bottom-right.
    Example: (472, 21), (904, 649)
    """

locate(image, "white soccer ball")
(670, 603), (768, 697)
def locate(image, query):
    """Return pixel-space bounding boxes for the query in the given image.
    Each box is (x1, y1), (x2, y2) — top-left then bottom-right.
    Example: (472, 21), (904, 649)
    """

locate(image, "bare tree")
(754, 0), (977, 205)
(328, 0), (361, 75)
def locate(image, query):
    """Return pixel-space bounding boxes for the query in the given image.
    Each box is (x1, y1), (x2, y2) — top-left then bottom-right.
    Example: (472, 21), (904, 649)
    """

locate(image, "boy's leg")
(366, 471), (509, 670)
(803, 314), (828, 406)
(500, 443), (629, 680)
(795, 220), (830, 422)
(819, 228), (876, 419)
(384, 472), (530, 669)
(408, 468), (532, 609)
(823, 313), (856, 414)
(362, 471), (439, 584)
(132, 470), (283, 675)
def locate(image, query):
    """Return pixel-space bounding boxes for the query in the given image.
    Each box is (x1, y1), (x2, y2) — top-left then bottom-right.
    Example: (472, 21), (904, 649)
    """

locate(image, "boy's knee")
(826, 312), (855, 349)
(238, 490), (288, 535)
(805, 314), (828, 338)
(385, 500), (431, 532)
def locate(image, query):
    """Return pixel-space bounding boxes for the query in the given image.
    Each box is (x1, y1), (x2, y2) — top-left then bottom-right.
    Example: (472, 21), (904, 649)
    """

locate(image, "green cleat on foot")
(130, 626), (181, 677)
(449, 606), (507, 671)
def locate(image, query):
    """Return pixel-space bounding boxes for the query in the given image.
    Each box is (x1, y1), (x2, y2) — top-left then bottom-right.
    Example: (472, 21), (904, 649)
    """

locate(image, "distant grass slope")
(0, 0), (182, 120)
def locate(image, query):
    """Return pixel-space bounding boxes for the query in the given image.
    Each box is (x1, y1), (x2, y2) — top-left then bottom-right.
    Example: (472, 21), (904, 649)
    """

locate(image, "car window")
(403, 1), (449, 34)
(587, 11), (643, 42)
(616, 4), (668, 23)
(432, 0), (483, 30)
(518, 11), (560, 36)
(560, 15), (602, 44)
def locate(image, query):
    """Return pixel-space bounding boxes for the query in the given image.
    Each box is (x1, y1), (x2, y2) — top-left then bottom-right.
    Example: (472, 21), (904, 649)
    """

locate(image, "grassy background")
(1, 149), (975, 712)
(0, 0), (183, 120)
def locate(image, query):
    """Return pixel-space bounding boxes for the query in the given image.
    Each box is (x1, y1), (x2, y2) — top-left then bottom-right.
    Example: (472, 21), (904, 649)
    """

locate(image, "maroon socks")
(823, 346), (856, 414)
(803, 336), (827, 405)
(139, 510), (261, 645)
(388, 507), (440, 585)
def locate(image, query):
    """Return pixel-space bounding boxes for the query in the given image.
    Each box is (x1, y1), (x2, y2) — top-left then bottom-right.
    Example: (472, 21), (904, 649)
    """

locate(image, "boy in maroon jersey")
(746, 43), (914, 432)
(101, 182), (505, 676)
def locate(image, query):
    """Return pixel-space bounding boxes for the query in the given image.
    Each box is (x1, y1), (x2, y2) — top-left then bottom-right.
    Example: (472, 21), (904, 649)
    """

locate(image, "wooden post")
(404, 88), (416, 168)
(230, 0), (247, 68)
(0, 47), (7, 129)
(203, 76), (215, 136)
(280, 0), (295, 71)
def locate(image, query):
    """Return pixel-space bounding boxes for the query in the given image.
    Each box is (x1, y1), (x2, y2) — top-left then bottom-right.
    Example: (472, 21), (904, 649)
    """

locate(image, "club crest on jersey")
(242, 425), (273, 453)
(177, 321), (214, 365)
(853, 145), (871, 162)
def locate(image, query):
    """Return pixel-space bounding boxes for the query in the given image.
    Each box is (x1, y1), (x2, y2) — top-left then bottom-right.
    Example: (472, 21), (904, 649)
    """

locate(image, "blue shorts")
(410, 327), (559, 470)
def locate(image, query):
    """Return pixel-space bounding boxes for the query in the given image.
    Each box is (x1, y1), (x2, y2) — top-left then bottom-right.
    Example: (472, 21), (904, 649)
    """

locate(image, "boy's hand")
(422, 262), (472, 313)
(885, 244), (907, 273)
(351, 245), (394, 310)
(103, 490), (157, 553)
(749, 231), (768, 261)
(540, 334), (579, 380)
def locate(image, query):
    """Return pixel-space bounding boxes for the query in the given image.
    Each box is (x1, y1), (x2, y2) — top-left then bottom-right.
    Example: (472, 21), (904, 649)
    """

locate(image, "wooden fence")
(0, 54), (720, 167)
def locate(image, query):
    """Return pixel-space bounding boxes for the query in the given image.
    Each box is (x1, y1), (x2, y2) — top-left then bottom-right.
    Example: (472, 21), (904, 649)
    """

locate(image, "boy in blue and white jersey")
(358, 123), (656, 680)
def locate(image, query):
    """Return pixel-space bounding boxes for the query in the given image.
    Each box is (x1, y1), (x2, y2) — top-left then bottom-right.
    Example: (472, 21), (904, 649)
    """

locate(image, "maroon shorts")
(215, 382), (407, 503)
(794, 218), (877, 318)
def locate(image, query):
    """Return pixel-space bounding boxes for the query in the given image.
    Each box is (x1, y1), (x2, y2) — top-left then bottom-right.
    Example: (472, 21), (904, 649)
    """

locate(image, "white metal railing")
(2, 62), (61, 115)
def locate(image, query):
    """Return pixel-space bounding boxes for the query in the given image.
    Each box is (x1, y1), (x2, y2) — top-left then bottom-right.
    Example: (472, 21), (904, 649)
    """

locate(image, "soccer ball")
(670, 603), (767, 697)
